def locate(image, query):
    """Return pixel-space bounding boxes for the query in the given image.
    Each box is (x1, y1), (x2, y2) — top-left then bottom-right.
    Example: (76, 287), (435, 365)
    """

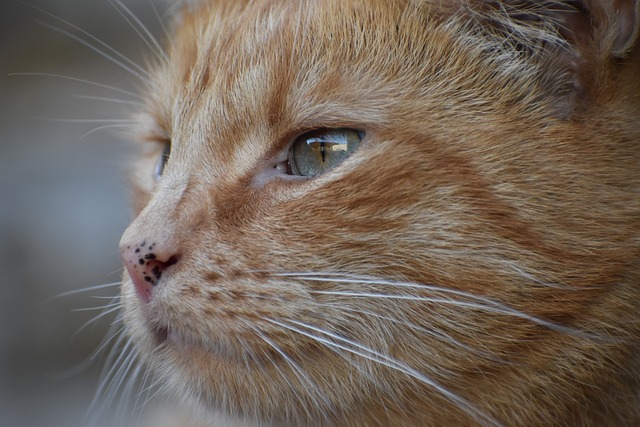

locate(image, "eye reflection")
(288, 128), (363, 177)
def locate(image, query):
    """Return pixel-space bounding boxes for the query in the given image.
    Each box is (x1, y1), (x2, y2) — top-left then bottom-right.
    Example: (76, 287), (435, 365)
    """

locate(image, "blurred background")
(0, 1), (167, 425)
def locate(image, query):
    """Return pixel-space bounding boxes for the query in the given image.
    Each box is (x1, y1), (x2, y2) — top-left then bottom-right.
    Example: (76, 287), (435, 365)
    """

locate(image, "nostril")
(120, 241), (180, 304)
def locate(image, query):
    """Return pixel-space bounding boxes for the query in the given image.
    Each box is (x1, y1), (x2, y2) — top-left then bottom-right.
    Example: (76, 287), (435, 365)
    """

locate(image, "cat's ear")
(538, 0), (640, 58)
(474, 0), (640, 115)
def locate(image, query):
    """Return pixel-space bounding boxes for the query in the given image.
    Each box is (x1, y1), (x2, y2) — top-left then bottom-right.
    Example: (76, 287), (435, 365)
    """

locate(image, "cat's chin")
(150, 322), (266, 366)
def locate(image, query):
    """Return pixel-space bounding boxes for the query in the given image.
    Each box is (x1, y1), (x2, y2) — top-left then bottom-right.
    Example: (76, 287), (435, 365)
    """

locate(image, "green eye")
(288, 128), (364, 177)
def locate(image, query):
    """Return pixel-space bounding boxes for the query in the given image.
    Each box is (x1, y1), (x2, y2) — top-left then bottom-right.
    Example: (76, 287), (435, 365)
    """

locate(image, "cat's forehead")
(143, 0), (522, 179)
(154, 0), (475, 135)
(147, 1), (437, 167)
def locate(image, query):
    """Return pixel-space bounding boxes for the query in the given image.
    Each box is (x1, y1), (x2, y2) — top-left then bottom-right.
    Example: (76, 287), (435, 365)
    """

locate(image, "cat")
(112, 0), (640, 426)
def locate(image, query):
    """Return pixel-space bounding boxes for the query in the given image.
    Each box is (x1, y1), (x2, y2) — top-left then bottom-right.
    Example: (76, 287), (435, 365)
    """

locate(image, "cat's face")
(118, 1), (640, 425)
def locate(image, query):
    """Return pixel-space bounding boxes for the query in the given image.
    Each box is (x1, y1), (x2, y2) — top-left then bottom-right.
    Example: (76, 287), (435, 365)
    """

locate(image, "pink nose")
(120, 241), (178, 303)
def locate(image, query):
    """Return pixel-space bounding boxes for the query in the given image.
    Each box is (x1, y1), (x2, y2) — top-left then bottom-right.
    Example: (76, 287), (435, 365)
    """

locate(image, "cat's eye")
(288, 128), (363, 177)
(154, 143), (171, 180)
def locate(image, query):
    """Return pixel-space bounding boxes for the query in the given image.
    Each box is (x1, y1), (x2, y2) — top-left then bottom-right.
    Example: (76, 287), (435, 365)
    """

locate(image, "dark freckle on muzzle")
(121, 240), (179, 303)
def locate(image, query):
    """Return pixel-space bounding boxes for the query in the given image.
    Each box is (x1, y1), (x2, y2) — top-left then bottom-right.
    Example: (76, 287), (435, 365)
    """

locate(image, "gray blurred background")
(0, 1), (167, 425)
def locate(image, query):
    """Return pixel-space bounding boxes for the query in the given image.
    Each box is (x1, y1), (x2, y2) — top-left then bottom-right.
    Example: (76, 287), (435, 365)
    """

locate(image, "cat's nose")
(120, 241), (179, 303)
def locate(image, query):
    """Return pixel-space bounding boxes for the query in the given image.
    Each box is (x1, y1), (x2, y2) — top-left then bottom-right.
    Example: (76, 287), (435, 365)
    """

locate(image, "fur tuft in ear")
(609, 0), (640, 56)
(466, 0), (639, 116)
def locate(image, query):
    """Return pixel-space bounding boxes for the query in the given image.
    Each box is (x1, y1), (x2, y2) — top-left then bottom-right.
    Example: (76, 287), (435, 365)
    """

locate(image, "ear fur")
(610, 0), (640, 56)
(467, 0), (639, 116)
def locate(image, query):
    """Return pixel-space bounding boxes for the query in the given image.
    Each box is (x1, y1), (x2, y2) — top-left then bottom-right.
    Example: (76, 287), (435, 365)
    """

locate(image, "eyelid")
(154, 141), (171, 180)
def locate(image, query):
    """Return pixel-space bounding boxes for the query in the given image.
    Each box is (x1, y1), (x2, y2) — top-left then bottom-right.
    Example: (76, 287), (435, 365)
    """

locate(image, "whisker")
(78, 123), (137, 141)
(17, 0), (154, 82)
(114, 359), (143, 426)
(132, 361), (155, 416)
(72, 302), (122, 312)
(43, 281), (121, 303)
(73, 94), (144, 107)
(274, 273), (605, 340)
(38, 21), (151, 83)
(100, 345), (139, 424)
(86, 334), (131, 423)
(251, 326), (335, 421)
(8, 73), (142, 99)
(74, 305), (122, 335)
(309, 289), (601, 340)
(266, 317), (503, 427)
(91, 323), (126, 361)
(111, 0), (169, 63)
(35, 117), (138, 124)
(136, 374), (169, 413)
(323, 303), (513, 365)
(150, 0), (171, 41)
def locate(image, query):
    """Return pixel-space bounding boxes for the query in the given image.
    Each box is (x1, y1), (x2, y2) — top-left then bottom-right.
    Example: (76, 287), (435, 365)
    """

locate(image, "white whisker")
(112, 0), (169, 63)
(86, 335), (131, 423)
(324, 303), (512, 365)
(132, 361), (155, 415)
(100, 345), (139, 424)
(38, 21), (151, 83)
(91, 324), (126, 361)
(73, 94), (144, 107)
(78, 124), (136, 141)
(273, 273), (604, 340)
(114, 360), (143, 425)
(74, 300), (122, 337)
(36, 118), (138, 124)
(252, 326), (335, 421)
(43, 281), (121, 303)
(266, 317), (503, 427)
(8, 73), (142, 99)
(150, 0), (171, 41)
(72, 302), (122, 312)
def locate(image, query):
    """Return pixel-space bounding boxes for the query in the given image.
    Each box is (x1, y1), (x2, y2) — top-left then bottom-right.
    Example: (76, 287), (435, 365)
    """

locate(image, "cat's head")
(118, 1), (640, 425)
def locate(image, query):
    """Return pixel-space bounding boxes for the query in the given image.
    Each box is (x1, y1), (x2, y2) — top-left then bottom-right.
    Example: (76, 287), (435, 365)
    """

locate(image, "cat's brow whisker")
(111, 0), (169, 64)
(17, 0), (149, 80)
(150, 0), (171, 41)
(78, 124), (137, 141)
(73, 94), (144, 107)
(36, 118), (138, 124)
(37, 21), (151, 84)
(266, 317), (503, 427)
(8, 73), (142, 99)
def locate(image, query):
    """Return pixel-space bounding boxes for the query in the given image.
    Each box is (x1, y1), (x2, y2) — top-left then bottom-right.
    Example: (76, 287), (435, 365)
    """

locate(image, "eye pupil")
(289, 129), (363, 177)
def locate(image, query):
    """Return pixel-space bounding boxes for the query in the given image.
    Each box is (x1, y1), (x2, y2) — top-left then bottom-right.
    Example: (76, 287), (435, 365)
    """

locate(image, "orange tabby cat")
(116, 0), (640, 426)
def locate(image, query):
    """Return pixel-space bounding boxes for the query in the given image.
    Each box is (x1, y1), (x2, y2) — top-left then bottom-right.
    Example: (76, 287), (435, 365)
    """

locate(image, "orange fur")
(119, 1), (640, 425)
